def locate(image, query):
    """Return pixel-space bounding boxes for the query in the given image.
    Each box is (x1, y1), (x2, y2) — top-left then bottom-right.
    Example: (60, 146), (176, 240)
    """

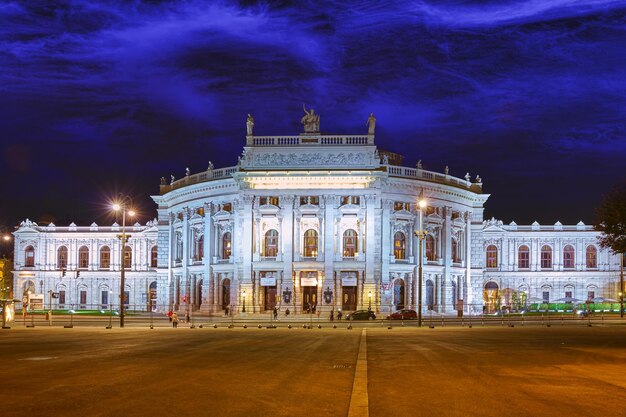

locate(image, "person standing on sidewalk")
(172, 312), (179, 328)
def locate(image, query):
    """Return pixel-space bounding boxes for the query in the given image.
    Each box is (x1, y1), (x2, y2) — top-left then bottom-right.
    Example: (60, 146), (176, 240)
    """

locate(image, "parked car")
(346, 310), (376, 320)
(386, 309), (417, 320)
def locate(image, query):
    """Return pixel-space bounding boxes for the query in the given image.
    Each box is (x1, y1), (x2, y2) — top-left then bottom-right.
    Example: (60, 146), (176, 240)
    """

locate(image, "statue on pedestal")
(301, 105), (320, 133)
(366, 112), (376, 134)
(246, 114), (254, 136)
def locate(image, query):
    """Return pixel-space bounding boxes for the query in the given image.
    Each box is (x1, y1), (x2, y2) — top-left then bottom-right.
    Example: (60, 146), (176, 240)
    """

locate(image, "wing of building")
(11, 113), (623, 315)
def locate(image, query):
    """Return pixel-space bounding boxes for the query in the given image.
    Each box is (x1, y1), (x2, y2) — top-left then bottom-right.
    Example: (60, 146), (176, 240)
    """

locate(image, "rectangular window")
(100, 251), (110, 269)
(341, 196), (360, 206)
(101, 290), (108, 305)
(59, 290), (66, 305)
(565, 291), (572, 299)
(542, 291), (550, 303)
(124, 291), (130, 306)
(587, 291), (595, 300)
(300, 196), (319, 205)
(80, 290), (87, 305)
(222, 203), (232, 212)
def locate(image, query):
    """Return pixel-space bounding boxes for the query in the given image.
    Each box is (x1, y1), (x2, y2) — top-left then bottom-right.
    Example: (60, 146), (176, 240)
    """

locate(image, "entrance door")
(222, 279), (231, 310)
(302, 286), (317, 313)
(342, 286), (357, 311)
(264, 286), (277, 310)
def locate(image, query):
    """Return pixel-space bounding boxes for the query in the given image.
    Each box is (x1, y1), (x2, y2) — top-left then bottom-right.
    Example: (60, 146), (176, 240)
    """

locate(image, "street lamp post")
(620, 253), (624, 319)
(112, 200), (135, 328)
(368, 291), (372, 311)
(242, 290), (246, 313)
(415, 190), (427, 328)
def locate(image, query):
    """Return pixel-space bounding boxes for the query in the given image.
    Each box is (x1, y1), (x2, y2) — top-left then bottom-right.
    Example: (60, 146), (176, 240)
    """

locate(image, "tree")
(595, 181), (626, 254)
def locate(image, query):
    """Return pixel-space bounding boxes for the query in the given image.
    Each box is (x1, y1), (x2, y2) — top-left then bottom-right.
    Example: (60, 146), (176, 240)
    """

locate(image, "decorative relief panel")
(247, 150), (375, 169)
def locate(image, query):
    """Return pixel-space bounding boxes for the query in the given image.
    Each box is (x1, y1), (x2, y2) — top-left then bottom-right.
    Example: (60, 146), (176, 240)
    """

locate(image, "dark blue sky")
(1, 0), (625, 228)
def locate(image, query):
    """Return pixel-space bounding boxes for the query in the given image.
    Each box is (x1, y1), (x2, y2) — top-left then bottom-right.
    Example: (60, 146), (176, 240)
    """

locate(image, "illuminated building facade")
(11, 114), (623, 315)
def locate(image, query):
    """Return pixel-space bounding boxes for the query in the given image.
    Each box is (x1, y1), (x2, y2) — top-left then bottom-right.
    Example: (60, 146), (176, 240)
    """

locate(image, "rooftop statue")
(366, 112), (376, 135)
(301, 104), (320, 133)
(246, 114), (254, 136)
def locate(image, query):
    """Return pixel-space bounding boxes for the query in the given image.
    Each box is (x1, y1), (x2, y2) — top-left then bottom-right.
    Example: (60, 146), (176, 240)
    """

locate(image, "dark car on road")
(386, 309), (417, 320)
(346, 310), (376, 320)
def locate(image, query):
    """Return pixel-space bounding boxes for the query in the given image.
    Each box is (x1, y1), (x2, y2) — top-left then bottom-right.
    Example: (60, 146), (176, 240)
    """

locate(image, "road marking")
(18, 357), (57, 361)
(348, 328), (368, 417)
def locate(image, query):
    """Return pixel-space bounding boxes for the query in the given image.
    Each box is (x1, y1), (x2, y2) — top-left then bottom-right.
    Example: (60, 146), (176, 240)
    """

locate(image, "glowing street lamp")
(368, 291), (372, 311)
(415, 190), (427, 327)
(112, 199), (135, 328)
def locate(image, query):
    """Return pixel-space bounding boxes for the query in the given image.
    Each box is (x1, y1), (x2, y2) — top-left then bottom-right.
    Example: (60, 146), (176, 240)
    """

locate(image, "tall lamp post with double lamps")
(112, 200), (135, 328)
(415, 190), (427, 327)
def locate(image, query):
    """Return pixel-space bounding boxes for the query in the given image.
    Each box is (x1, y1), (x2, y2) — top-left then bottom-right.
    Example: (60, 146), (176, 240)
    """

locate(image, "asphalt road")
(2, 326), (625, 417)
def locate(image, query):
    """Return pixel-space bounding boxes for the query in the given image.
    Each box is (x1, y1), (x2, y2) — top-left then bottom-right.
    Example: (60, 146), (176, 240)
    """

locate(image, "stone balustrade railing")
(160, 166), (239, 194)
(247, 135), (373, 146)
(383, 164), (482, 191)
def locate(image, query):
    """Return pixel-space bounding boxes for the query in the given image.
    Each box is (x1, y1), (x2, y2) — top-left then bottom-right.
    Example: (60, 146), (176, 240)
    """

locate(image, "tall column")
(323, 195), (335, 314)
(465, 211), (473, 311)
(240, 194), (255, 311)
(442, 206), (452, 313)
(281, 196), (294, 312)
(201, 202), (213, 312)
(181, 208), (190, 308)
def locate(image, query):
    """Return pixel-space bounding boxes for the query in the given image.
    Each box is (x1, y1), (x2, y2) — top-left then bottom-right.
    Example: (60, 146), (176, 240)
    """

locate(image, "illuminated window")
(394, 202), (410, 211)
(78, 246), (89, 269)
(425, 235), (435, 261)
(264, 229), (279, 257)
(57, 246), (68, 269)
(259, 196), (279, 206)
(586, 246), (597, 268)
(303, 229), (318, 257)
(343, 229), (358, 257)
(518, 245), (529, 269)
(340, 196), (360, 206)
(123, 246), (132, 268)
(222, 232), (231, 259)
(24, 245), (34, 267)
(150, 246), (158, 268)
(222, 203), (232, 213)
(100, 246), (110, 269)
(563, 245), (575, 269)
(486, 245), (498, 269)
(299, 196), (319, 205)
(393, 232), (406, 260)
(541, 245), (552, 269)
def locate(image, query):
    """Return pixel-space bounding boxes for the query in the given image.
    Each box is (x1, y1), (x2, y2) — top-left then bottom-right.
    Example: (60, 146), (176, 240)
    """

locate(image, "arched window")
(57, 246), (68, 269)
(303, 229), (318, 257)
(541, 245), (552, 269)
(451, 238), (459, 262)
(100, 246), (110, 269)
(586, 246), (597, 268)
(222, 232), (231, 259)
(518, 245), (529, 269)
(486, 245), (498, 269)
(563, 245), (575, 269)
(393, 232), (406, 260)
(150, 245), (158, 268)
(343, 229), (358, 257)
(123, 245), (132, 268)
(425, 235), (435, 261)
(78, 246), (89, 269)
(24, 245), (35, 267)
(264, 229), (279, 257)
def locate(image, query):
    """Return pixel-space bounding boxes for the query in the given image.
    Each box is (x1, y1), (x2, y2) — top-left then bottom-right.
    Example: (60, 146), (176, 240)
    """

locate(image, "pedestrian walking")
(273, 307), (278, 320)
(172, 312), (179, 328)
(337, 309), (342, 321)
(186, 312), (190, 323)
(329, 309), (334, 321)
(168, 310), (173, 322)
(285, 308), (290, 317)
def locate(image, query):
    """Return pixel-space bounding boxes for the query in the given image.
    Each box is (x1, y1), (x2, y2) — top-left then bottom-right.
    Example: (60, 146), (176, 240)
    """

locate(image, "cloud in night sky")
(0, 0), (625, 227)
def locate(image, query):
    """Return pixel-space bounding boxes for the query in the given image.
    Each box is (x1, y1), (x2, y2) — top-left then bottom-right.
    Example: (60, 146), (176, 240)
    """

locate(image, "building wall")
(11, 132), (621, 315)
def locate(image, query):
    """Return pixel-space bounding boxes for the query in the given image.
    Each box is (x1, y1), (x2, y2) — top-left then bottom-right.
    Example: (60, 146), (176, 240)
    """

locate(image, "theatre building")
(11, 112), (623, 315)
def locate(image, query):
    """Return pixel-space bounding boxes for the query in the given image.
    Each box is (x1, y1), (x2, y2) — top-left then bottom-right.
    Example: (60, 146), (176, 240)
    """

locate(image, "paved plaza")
(2, 325), (626, 417)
